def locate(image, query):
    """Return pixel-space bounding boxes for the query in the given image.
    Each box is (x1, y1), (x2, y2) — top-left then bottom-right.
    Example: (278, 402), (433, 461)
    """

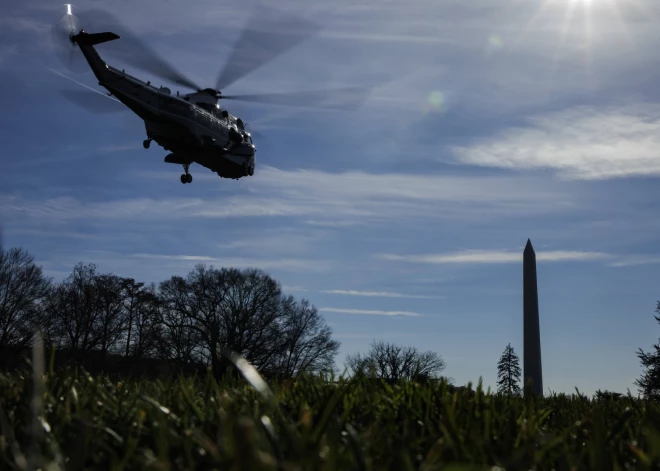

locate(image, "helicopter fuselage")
(73, 30), (256, 180)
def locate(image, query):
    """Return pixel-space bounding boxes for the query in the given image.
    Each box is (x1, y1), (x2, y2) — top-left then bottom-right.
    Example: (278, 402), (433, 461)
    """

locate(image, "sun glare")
(512, 0), (651, 91)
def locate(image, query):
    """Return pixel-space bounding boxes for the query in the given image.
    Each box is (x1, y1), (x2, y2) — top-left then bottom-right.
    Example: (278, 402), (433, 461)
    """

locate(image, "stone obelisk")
(523, 239), (543, 396)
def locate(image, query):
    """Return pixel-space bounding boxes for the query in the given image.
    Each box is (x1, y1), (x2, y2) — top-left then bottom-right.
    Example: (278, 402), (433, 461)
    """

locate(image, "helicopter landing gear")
(180, 163), (192, 184)
(243, 162), (254, 177)
(143, 138), (152, 149)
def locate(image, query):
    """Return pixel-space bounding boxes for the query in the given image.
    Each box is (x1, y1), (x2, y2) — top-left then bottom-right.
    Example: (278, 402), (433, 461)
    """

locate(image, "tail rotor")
(50, 4), (90, 73)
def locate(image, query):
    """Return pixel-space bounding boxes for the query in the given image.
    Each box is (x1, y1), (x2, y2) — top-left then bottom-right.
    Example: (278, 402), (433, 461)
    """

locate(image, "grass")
(0, 347), (658, 470)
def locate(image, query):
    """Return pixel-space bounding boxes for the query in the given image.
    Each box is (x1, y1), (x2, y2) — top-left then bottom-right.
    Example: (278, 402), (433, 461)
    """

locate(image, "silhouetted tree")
(155, 304), (202, 364)
(120, 279), (161, 358)
(595, 390), (623, 401)
(0, 247), (50, 347)
(160, 266), (275, 376)
(158, 265), (338, 378)
(274, 296), (339, 378)
(345, 340), (446, 382)
(95, 274), (128, 354)
(44, 263), (126, 352)
(497, 343), (521, 396)
(2, 245), (339, 380)
(219, 267), (284, 373)
(635, 302), (660, 399)
(45, 263), (99, 350)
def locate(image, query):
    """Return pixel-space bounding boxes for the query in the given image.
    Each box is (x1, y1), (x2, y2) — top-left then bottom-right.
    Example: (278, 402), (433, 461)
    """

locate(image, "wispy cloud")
(127, 253), (334, 273)
(380, 249), (612, 264)
(0, 17), (50, 34)
(333, 332), (417, 339)
(451, 104), (660, 180)
(5, 228), (102, 240)
(282, 285), (308, 292)
(321, 289), (443, 299)
(217, 232), (319, 254)
(607, 256), (660, 268)
(0, 166), (577, 226)
(304, 220), (366, 228)
(319, 307), (424, 317)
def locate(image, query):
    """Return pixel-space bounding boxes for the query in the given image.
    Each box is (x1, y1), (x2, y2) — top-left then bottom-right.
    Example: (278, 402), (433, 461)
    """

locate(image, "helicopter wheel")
(243, 162), (255, 177)
(143, 139), (151, 149)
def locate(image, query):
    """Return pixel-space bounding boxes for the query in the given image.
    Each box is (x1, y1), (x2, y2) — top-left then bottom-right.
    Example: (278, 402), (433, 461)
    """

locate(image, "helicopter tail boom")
(68, 31), (119, 82)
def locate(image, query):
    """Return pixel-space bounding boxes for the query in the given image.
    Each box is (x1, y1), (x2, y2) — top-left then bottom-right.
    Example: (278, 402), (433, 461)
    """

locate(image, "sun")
(511, 0), (649, 91)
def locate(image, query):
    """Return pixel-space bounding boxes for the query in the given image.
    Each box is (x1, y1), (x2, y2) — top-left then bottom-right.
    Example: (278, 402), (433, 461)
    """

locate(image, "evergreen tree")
(497, 343), (521, 396)
(635, 302), (660, 399)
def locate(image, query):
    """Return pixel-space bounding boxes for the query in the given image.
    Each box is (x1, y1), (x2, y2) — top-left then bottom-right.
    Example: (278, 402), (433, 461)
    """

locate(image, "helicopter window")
(197, 103), (217, 113)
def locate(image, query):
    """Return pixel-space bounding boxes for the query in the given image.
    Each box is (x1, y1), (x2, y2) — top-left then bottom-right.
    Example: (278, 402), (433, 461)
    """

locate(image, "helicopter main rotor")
(52, 5), (371, 112)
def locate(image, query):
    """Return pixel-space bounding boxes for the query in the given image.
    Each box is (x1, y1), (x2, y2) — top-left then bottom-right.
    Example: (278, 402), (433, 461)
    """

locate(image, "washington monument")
(523, 239), (543, 396)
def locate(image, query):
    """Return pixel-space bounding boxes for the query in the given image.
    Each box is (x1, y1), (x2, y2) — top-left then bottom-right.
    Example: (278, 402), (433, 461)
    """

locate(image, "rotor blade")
(47, 66), (126, 113)
(50, 5), (89, 74)
(60, 89), (126, 114)
(220, 86), (371, 110)
(244, 127), (265, 140)
(215, 6), (320, 91)
(81, 8), (202, 91)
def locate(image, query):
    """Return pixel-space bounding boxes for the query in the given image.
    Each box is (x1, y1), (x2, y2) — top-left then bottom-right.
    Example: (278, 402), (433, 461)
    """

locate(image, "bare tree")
(0, 247), (50, 347)
(120, 279), (161, 358)
(158, 265), (338, 378)
(95, 274), (128, 354)
(345, 340), (446, 382)
(44, 263), (127, 353)
(274, 296), (339, 379)
(156, 274), (204, 364)
(45, 263), (101, 350)
(159, 265), (231, 374)
(221, 267), (286, 373)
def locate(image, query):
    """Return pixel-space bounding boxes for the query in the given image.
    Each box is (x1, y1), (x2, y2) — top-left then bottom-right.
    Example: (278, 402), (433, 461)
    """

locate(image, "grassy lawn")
(0, 353), (656, 470)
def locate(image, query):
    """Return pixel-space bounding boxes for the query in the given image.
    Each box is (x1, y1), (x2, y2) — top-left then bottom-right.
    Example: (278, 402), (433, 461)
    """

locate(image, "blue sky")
(2, 0), (660, 396)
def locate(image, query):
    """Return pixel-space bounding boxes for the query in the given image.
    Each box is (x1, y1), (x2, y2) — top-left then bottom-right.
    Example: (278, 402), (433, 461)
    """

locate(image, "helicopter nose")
(233, 143), (255, 157)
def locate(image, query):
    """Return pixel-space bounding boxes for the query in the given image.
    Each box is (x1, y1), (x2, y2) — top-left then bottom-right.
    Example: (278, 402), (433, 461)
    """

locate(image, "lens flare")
(486, 34), (504, 54)
(427, 91), (445, 112)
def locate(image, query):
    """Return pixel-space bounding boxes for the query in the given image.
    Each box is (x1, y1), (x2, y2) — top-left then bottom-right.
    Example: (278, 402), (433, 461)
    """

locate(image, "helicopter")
(51, 5), (369, 184)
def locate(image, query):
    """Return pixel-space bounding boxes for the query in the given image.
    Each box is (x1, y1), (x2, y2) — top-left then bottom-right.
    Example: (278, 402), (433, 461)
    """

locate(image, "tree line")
(0, 246), (339, 379)
(6, 244), (658, 395)
(0, 246), (448, 382)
